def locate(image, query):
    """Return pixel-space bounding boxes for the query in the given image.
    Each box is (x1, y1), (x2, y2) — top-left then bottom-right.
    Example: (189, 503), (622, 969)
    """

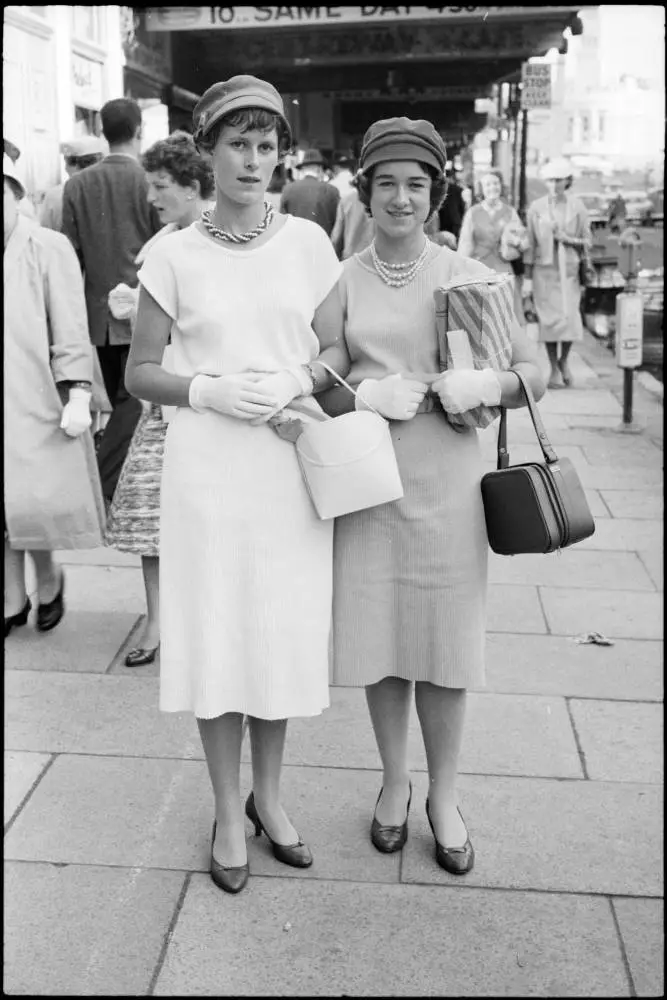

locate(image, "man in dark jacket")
(437, 170), (466, 242)
(62, 98), (161, 505)
(280, 149), (340, 236)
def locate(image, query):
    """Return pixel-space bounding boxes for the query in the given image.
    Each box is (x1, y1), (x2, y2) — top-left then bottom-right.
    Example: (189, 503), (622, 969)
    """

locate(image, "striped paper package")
(434, 273), (515, 430)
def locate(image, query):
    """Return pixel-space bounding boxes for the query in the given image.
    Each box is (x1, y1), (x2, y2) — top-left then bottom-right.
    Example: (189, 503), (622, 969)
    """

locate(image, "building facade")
(3, 6), (125, 208)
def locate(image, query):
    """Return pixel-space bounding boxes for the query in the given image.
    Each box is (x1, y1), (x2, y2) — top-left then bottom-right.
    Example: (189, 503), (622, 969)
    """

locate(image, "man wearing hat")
(41, 135), (106, 232)
(279, 148), (340, 236)
(330, 150), (356, 199)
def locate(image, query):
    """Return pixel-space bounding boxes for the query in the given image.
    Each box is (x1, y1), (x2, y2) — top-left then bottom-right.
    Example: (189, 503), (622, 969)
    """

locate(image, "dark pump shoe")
(125, 645), (159, 667)
(425, 798), (475, 875)
(36, 573), (65, 633)
(245, 792), (313, 868)
(370, 781), (412, 854)
(5, 597), (32, 637)
(209, 821), (249, 894)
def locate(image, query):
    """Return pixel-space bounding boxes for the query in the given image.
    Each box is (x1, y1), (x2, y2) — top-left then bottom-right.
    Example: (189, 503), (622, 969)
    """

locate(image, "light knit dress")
(332, 243), (492, 690)
(137, 217), (342, 719)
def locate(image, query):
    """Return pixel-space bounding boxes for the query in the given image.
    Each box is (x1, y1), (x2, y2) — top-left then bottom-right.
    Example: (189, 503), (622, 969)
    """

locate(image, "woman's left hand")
(60, 388), (92, 437)
(249, 368), (312, 424)
(432, 369), (502, 414)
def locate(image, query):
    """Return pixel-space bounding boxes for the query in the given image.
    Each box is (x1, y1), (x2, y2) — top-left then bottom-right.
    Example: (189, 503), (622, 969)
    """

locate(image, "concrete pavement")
(4, 332), (663, 997)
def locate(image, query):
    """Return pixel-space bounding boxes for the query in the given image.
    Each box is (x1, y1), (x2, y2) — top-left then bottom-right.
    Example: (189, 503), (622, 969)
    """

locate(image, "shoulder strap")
(497, 370), (559, 469)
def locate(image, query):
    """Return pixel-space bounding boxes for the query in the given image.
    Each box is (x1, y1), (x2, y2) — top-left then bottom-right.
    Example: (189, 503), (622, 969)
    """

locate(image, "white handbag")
(295, 364), (404, 520)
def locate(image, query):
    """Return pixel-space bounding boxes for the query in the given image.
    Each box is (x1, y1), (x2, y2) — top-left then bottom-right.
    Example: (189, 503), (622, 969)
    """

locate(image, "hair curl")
(195, 108), (291, 157)
(353, 162), (447, 221)
(65, 153), (103, 171)
(142, 130), (215, 200)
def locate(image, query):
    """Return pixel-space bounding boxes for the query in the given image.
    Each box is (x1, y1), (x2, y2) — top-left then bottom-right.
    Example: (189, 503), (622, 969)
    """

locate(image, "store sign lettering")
(145, 5), (581, 31)
(72, 54), (103, 109)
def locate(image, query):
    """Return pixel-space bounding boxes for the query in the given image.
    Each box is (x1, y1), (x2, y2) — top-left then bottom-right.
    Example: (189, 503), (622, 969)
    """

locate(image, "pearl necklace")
(370, 239), (430, 288)
(201, 202), (274, 244)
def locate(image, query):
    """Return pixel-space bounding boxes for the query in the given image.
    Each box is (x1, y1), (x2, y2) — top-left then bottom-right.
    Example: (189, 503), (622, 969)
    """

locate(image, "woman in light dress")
(4, 154), (104, 637)
(523, 157), (593, 389)
(457, 168), (529, 322)
(106, 132), (214, 666)
(319, 117), (545, 874)
(125, 76), (347, 894)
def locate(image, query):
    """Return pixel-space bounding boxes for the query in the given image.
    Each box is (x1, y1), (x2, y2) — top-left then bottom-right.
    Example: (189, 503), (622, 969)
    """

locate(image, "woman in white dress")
(126, 76), (346, 894)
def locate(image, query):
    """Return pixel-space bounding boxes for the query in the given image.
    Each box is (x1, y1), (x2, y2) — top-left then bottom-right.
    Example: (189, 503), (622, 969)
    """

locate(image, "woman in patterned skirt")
(319, 118), (545, 874)
(105, 132), (214, 665)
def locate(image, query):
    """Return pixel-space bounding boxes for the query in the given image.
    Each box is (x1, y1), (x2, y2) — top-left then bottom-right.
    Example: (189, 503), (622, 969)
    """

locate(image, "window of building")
(74, 106), (102, 138)
(598, 112), (605, 142)
(567, 117), (574, 142)
(71, 6), (102, 44)
(581, 114), (590, 141)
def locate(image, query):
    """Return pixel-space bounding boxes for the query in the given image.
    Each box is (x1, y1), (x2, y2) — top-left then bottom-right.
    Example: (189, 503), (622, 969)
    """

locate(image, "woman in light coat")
(523, 158), (592, 388)
(4, 155), (105, 637)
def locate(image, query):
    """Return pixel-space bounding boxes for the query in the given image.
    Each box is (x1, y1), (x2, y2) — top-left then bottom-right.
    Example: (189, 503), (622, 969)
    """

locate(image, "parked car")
(643, 187), (663, 227)
(623, 190), (653, 226)
(579, 192), (609, 230)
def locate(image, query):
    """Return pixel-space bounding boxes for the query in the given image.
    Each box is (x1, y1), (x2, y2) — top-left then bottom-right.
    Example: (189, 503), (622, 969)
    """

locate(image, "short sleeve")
(303, 221), (344, 308)
(137, 237), (178, 319)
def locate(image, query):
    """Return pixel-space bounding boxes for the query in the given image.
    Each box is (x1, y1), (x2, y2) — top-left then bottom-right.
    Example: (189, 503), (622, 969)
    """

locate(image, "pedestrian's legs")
(96, 345), (142, 506)
(197, 713), (247, 866)
(415, 682), (468, 847)
(365, 676), (413, 824)
(96, 343), (123, 404)
(558, 340), (574, 385)
(247, 717), (302, 844)
(30, 549), (61, 605)
(4, 542), (27, 617)
(545, 342), (562, 387)
(138, 555), (160, 648)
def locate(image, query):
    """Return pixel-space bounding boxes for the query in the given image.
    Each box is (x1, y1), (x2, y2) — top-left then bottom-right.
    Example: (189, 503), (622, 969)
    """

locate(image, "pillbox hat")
(193, 75), (291, 145)
(61, 135), (106, 158)
(359, 117), (447, 175)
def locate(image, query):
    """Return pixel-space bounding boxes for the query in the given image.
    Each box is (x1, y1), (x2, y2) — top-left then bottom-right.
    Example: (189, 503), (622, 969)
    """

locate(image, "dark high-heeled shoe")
(370, 781), (412, 854)
(36, 571), (65, 633)
(425, 798), (475, 875)
(5, 597), (31, 638)
(245, 792), (313, 868)
(209, 821), (249, 894)
(124, 644), (159, 667)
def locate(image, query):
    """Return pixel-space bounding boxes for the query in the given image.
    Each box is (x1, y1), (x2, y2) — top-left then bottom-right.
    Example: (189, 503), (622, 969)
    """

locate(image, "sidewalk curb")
(637, 370), (664, 401)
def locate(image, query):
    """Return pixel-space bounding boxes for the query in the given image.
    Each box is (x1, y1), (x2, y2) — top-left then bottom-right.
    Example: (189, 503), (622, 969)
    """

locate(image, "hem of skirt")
(333, 671), (484, 690)
(105, 539), (159, 557)
(159, 702), (330, 720)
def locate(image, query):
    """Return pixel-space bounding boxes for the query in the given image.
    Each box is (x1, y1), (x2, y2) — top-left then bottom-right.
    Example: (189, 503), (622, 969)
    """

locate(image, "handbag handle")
(497, 369), (559, 470)
(317, 360), (384, 418)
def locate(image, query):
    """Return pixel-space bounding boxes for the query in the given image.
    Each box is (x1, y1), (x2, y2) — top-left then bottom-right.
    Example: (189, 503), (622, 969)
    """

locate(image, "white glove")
(432, 369), (501, 415)
(355, 373), (428, 420)
(522, 278), (533, 295)
(108, 282), (138, 321)
(60, 387), (92, 437)
(249, 367), (312, 424)
(188, 372), (278, 420)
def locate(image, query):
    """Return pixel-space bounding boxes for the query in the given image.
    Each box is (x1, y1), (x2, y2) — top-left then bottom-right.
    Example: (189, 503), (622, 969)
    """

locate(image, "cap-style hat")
(541, 157), (574, 181)
(298, 149), (325, 167)
(193, 75), (291, 144)
(3, 153), (25, 197)
(61, 135), (106, 158)
(359, 117), (447, 175)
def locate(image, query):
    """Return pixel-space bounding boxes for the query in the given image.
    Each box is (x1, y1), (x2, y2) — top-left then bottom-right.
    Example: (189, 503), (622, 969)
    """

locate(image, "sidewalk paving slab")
(153, 877), (629, 998)
(488, 549), (656, 590)
(539, 587), (663, 640)
(599, 489), (663, 519)
(569, 700), (664, 784)
(4, 861), (185, 998)
(612, 897), (665, 999)
(482, 634), (663, 701)
(486, 584), (547, 633)
(4, 610), (138, 673)
(4, 751), (51, 823)
(575, 517), (662, 551)
(637, 548), (664, 591)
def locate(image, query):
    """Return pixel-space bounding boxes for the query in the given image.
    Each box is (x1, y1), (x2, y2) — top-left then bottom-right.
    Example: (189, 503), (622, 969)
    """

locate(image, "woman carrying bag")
(125, 76), (347, 894)
(457, 168), (529, 323)
(319, 118), (545, 875)
(522, 157), (593, 389)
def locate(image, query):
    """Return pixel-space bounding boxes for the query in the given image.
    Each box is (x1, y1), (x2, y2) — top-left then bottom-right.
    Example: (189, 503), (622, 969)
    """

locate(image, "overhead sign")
(520, 62), (552, 109)
(145, 6), (582, 32)
(72, 53), (104, 110)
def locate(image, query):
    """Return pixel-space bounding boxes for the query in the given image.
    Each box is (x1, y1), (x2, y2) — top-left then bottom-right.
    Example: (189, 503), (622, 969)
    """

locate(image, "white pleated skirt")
(332, 412), (488, 689)
(159, 407), (333, 720)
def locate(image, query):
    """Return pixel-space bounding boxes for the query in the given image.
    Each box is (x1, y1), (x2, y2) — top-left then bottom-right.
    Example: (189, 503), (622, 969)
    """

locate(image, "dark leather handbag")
(480, 370), (595, 555)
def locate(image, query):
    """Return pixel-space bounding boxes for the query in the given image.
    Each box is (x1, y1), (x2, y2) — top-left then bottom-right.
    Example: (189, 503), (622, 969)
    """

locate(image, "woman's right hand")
(188, 373), (279, 420)
(355, 374), (428, 420)
(108, 282), (139, 321)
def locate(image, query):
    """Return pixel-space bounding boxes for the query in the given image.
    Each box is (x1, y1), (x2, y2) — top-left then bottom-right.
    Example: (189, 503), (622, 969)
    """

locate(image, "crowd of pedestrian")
(10, 72), (597, 897)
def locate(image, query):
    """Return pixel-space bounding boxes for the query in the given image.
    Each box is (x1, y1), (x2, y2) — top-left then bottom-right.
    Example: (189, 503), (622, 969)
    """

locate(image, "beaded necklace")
(370, 238), (430, 288)
(201, 201), (274, 244)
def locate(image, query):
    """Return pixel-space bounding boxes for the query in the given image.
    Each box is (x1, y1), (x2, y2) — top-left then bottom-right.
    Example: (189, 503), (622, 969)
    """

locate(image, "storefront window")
(74, 106), (102, 138)
(72, 6), (102, 44)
